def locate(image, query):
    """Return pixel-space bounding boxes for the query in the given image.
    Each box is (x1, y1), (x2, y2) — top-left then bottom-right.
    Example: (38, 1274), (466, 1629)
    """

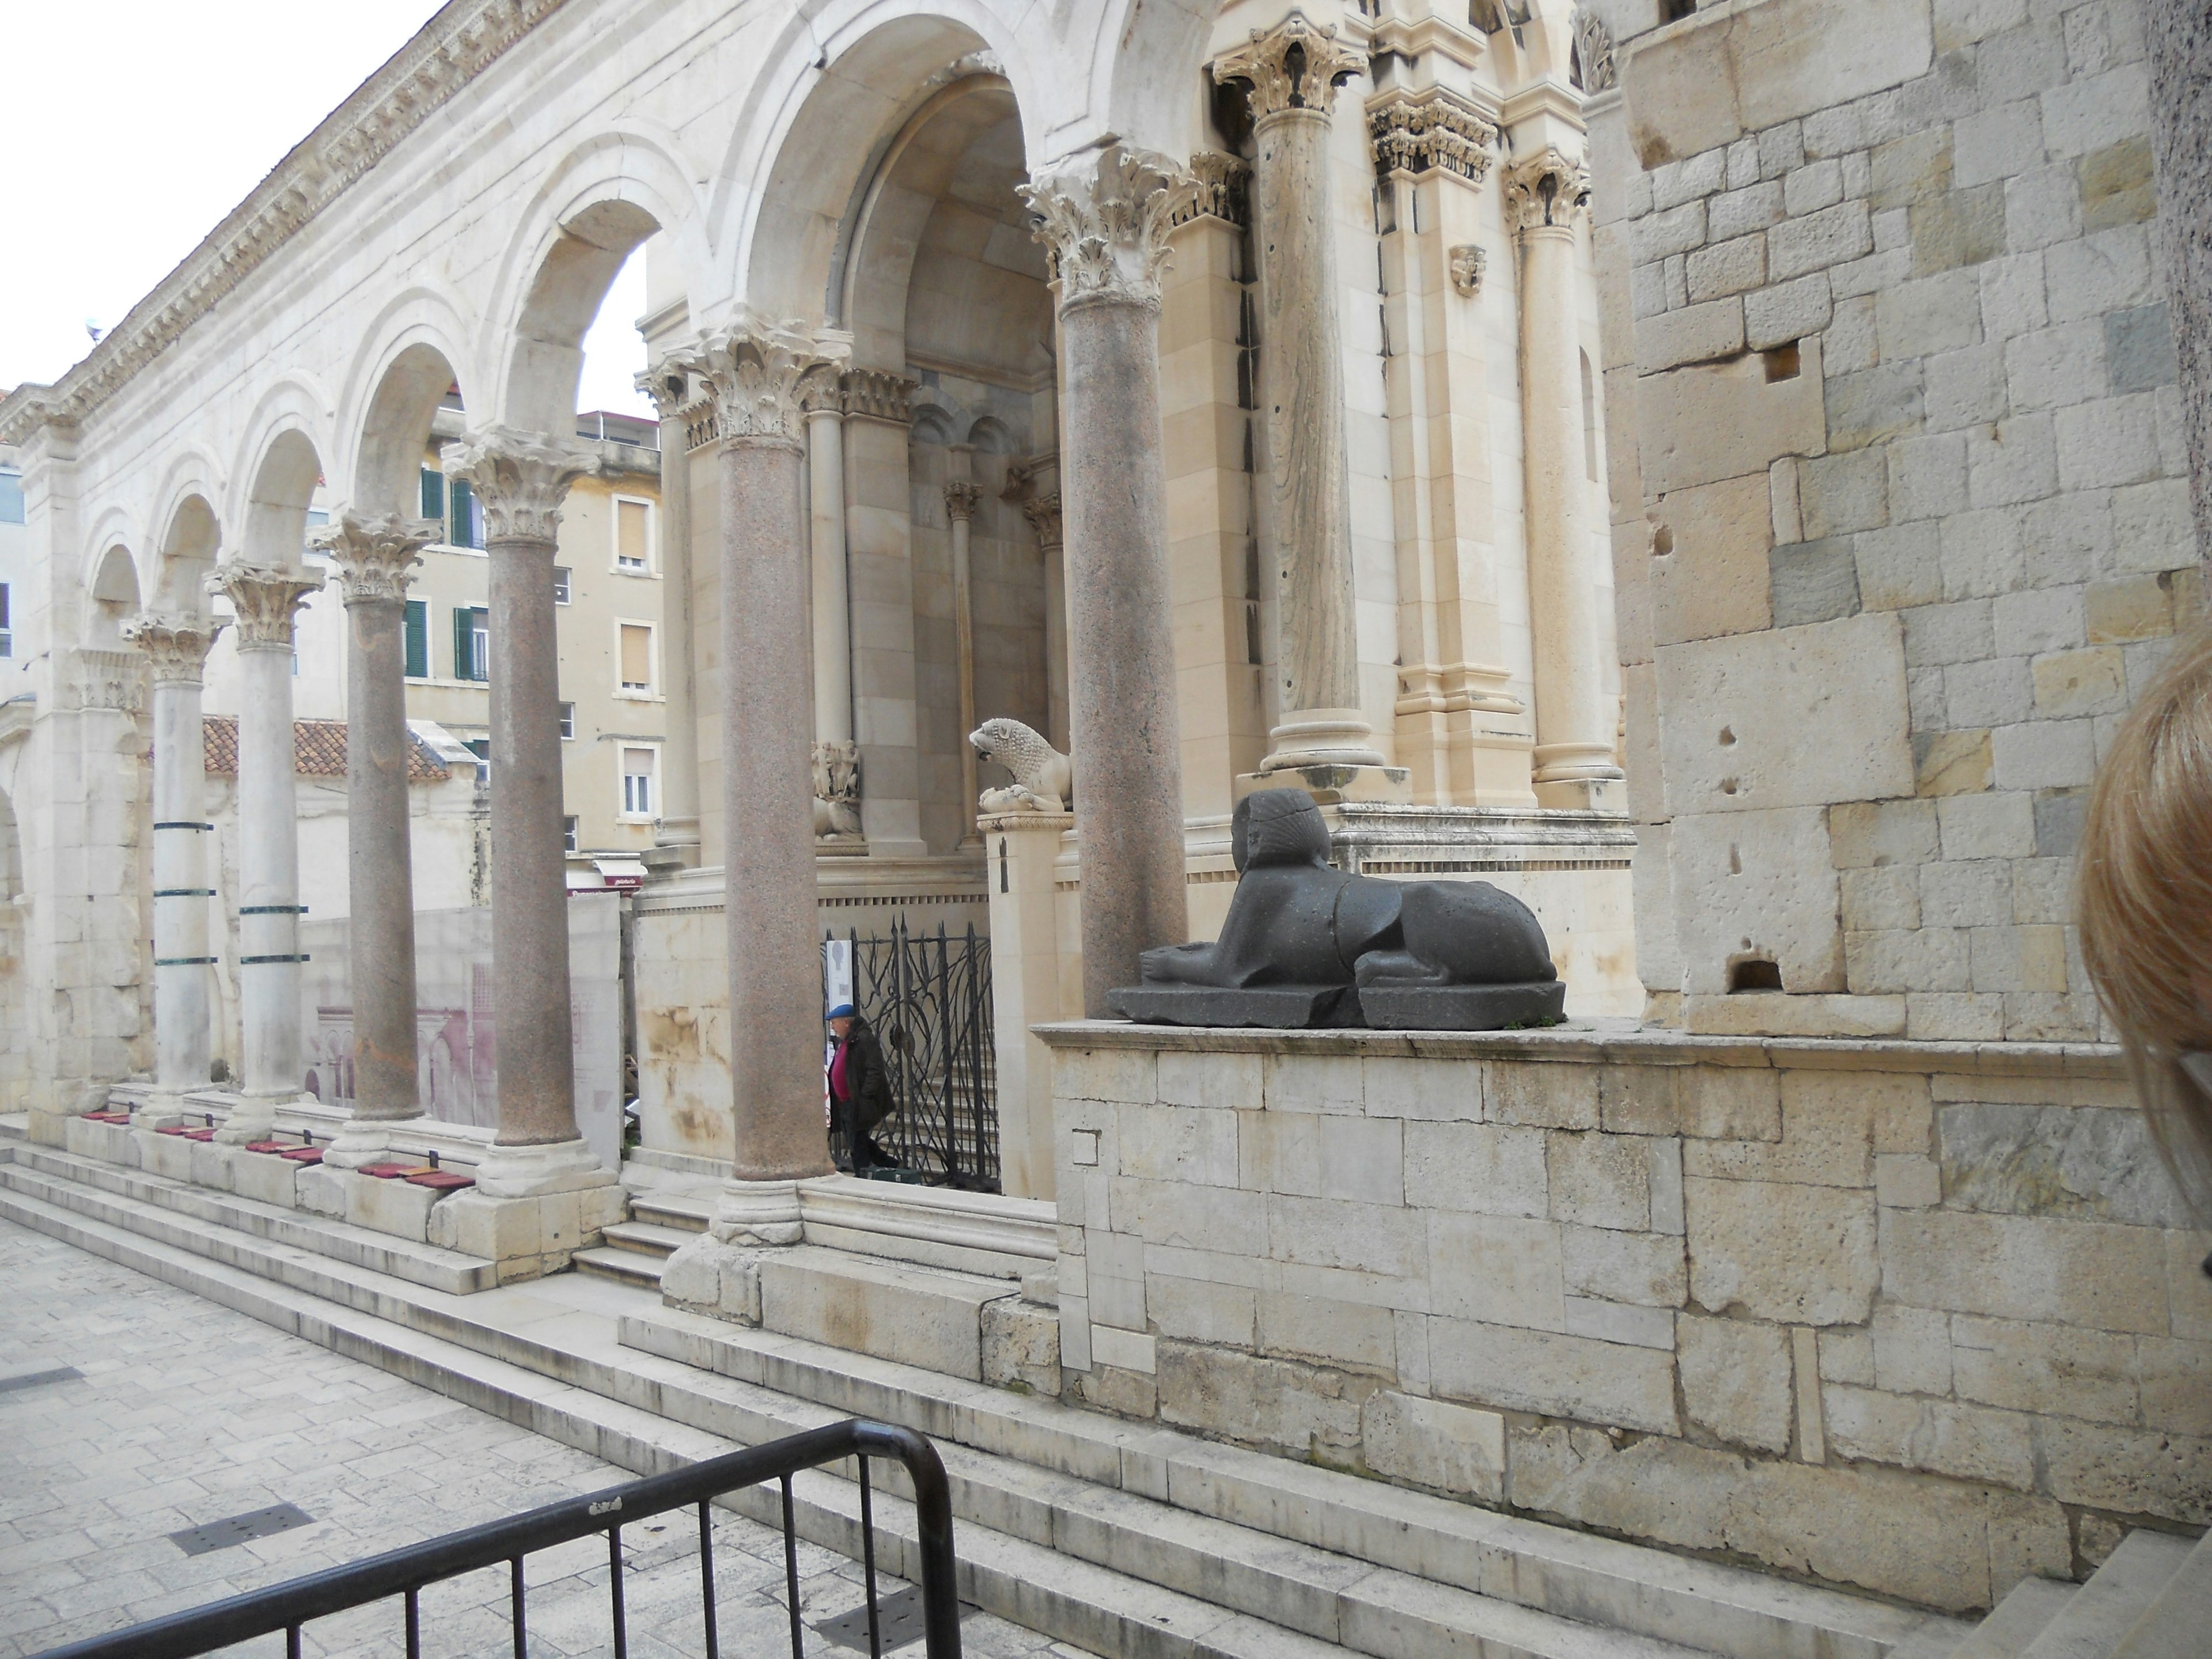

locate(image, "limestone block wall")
(1040, 1024), (2211, 1613)
(1590, 0), (2194, 1040)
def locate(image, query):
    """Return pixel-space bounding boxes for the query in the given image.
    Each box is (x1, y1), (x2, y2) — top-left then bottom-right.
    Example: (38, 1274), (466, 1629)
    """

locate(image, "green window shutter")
(450, 478), (477, 549)
(453, 605), (473, 680)
(403, 600), (427, 679)
(419, 467), (445, 522)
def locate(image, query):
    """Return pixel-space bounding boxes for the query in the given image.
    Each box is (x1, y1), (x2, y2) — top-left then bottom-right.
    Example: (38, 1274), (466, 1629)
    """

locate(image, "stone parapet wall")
(1592, 0), (2194, 1041)
(1038, 1020), (2210, 1613)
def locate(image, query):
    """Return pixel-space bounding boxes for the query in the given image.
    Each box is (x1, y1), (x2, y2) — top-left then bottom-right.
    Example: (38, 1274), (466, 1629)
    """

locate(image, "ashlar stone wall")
(1040, 1025), (2211, 1613)
(1590, 0), (2196, 1040)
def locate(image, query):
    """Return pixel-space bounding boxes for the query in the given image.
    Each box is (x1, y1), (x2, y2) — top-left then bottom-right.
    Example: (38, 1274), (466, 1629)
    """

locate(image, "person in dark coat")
(826, 1002), (897, 1173)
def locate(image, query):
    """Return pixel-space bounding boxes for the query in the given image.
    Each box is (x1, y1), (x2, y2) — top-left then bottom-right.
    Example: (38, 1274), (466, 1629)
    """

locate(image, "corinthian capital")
(1213, 12), (1369, 119)
(442, 426), (599, 543)
(120, 612), (225, 685)
(943, 480), (983, 523)
(661, 311), (851, 445)
(1021, 144), (1202, 311)
(634, 361), (693, 422)
(312, 509), (437, 605)
(1504, 149), (1591, 233)
(208, 561), (324, 650)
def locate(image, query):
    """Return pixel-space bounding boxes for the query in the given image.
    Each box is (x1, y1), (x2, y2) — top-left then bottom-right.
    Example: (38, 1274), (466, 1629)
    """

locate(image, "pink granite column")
(1022, 146), (1199, 1014)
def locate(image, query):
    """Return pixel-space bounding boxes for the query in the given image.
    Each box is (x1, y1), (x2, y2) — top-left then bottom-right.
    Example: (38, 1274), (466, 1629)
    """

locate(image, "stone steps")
(604, 1219), (696, 1256)
(0, 1145), (1974, 1659)
(573, 1244), (666, 1287)
(572, 1217), (698, 1286)
(2017, 1532), (2195, 1659)
(1947, 1578), (2079, 1659)
(2112, 1531), (2212, 1657)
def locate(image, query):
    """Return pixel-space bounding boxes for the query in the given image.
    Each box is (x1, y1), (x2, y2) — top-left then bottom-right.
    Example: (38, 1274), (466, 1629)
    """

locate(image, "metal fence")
(33, 1419), (963, 1659)
(825, 921), (997, 1192)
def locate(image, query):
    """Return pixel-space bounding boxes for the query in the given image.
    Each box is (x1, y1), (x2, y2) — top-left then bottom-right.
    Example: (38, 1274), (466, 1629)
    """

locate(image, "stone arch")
(337, 289), (476, 516)
(238, 427), (325, 571)
(230, 378), (333, 564)
(486, 127), (712, 433)
(966, 414), (1016, 453)
(151, 486), (222, 615)
(86, 543), (143, 649)
(910, 403), (959, 445)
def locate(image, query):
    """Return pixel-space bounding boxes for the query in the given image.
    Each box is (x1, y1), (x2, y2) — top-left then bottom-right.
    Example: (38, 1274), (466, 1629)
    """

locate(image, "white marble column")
(1021, 145), (1196, 1013)
(1508, 149), (1624, 809)
(805, 374), (863, 843)
(639, 366), (703, 861)
(120, 613), (225, 1113)
(945, 467), (983, 847)
(443, 429), (619, 1197)
(666, 316), (847, 1244)
(1215, 13), (1394, 782)
(207, 562), (323, 1142)
(1006, 457), (1068, 753)
(316, 513), (436, 1164)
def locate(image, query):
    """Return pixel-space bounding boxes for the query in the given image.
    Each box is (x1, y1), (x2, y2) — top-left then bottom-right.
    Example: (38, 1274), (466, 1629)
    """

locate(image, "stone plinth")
(1036, 1020), (2198, 1615)
(978, 810), (1079, 1200)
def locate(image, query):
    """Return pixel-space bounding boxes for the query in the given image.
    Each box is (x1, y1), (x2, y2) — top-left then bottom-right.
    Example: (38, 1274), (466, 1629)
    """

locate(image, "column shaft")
(808, 406), (853, 744)
(946, 476), (982, 844)
(653, 408), (702, 853)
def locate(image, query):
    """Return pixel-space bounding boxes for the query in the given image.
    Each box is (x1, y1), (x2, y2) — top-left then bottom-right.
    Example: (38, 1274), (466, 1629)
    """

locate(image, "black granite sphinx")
(1110, 788), (1567, 1030)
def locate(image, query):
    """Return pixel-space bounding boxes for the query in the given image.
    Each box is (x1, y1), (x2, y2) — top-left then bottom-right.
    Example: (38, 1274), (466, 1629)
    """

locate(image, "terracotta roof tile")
(202, 716), (450, 782)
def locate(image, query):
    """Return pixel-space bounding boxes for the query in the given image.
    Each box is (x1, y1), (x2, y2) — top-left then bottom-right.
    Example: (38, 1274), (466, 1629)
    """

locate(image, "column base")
(425, 1181), (630, 1283)
(130, 1090), (199, 1131)
(323, 1115), (429, 1171)
(1257, 707), (1391, 771)
(709, 1177), (805, 1247)
(1532, 743), (1626, 812)
(475, 1137), (622, 1199)
(1237, 762), (1412, 807)
(213, 1092), (303, 1146)
(660, 1232), (768, 1324)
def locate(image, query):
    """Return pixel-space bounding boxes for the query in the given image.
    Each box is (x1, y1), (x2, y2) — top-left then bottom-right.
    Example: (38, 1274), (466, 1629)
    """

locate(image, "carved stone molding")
(1021, 144), (1202, 312)
(660, 312), (851, 445)
(0, 0), (569, 448)
(1505, 148), (1592, 233)
(120, 612), (226, 686)
(1004, 454), (1063, 548)
(798, 365), (845, 416)
(1370, 86), (1499, 184)
(1450, 244), (1488, 296)
(441, 426), (599, 543)
(842, 370), (916, 424)
(1572, 7), (1618, 93)
(73, 648), (145, 715)
(1172, 151), (1253, 230)
(312, 510), (437, 605)
(634, 362), (693, 422)
(1212, 12), (1369, 120)
(1018, 491), (1063, 549)
(942, 480), (984, 523)
(208, 562), (325, 650)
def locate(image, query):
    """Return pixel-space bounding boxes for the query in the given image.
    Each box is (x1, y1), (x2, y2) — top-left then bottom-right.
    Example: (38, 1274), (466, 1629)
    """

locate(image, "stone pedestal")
(665, 317), (846, 1237)
(122, 613), (225, 1119)
(442, 431), (624, 1205)
(1022, 145), (1197, 1015)
(315, 513), (438, 1168)
(1507, 150), (1624, 812)
(207, 562), (323, 1143)
(979, 810), (1077, 1201)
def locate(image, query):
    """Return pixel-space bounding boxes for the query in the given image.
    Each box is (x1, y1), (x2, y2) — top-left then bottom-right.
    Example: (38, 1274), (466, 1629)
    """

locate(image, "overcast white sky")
(1, 2), (653, 419)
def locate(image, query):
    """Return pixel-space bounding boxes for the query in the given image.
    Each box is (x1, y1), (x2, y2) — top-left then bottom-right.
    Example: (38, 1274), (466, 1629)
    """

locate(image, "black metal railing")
(827, 922), (997, 1192)
(33, 1419), (961, 1659)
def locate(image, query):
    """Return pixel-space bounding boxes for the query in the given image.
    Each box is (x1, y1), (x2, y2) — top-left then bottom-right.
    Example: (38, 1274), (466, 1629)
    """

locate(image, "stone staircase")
(573, 1190), (711, 1287)
(0, 1134), (2110, 1659)
(1949, 1527), (2212, 1659)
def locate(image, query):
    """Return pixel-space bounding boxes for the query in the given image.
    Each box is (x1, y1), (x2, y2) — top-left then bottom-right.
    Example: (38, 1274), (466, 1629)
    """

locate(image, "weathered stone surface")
(1679, 1314), (1794, 1452)
(1669, 806), (1847, 997)
(1429, 1213), (1566, 1331)
(1359, 1389), (1506, 1502)
(1687, 1176), (1879, 1325)
(1635, 345), (1828, 495)
(1429, 1317), (1680, 1434)
(1937, 1103), (2192, 1228)
(1820, 1386), (2037, 1490)
(982, 1298), (1062, 1396)
(1562, 1224), (1688, 1308)
(1881, 1207), (2169, 1333)
(1156, 1340), (1366, 1460)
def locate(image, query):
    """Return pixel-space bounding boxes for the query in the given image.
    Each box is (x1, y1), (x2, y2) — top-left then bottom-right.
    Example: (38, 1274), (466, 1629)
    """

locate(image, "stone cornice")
(1370, 86), (1500, 185)
(0, 0), (573, 447)
(1171, 153), (1253, 230)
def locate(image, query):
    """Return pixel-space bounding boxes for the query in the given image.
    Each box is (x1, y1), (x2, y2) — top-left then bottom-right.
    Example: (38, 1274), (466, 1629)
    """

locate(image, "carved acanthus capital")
(1572, 7), (1618, 93)
(662, 311), (851, 445)
(1021, 143), (1202, 312)
(1369, 87), (1499, 185)
(1449, 244), (1488, 296)
(1213, 12), (1369, 120)
(1504, 148), (1591, 233)
(943, 480), (984, 523)
(1003, 454), (1063, 548)
(798, 365), (845, 416)
(312, 509), (437, 605)
(841, 370), (916, 423)
(120, 612), (225, 685)
(1171, 151), (1253, 229)
(208, 561), (325, 650)
(1020, 492), (1063, 548)
(634, 361), (694, 422)
(441, 426), (599, 543)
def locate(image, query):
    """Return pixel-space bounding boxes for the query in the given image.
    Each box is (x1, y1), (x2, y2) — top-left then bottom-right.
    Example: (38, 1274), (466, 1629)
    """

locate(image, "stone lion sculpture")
(1112, 787), (1566, 1030)
(969, 718), (1073, 813)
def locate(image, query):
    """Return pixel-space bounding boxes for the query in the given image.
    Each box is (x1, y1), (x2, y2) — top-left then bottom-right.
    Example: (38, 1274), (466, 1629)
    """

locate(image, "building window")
(454, 605), (490, 681)
(0, 584), (11, 658)
(404, 600), (429, 680)
(559, 702), (575, 740)
(621, 747), (657, 819)
(553, 566), (572, 604)
(465, 737), (491, 783)
(563, 815), (579, 854)
(419, 466), (445, 524)
(449, 478), (483, 550)
(618, 623), (654, 695)
(0, 467), (26, 524)
(615, 497), (652, 573)
(302, 507), (329, 556)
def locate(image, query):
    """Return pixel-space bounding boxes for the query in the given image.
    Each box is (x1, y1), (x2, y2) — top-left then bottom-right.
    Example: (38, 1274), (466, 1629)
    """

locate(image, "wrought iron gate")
(824, 921), (997, 1192)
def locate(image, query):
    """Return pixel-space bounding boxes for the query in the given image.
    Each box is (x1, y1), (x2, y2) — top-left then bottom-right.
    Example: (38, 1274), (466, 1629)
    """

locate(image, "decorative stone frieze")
(1172, 152), (1252, 230)
(1571, 7), (1617, 93)
(207, 562), (324, 650)
(119, 613), (225, 685)
(1450, 245), (1488, 296)
(312, 511), (437, 606)
(942, 479), (983, 523)
(1021, 144), (1201, 312)
(661, 313), (851, 446)
(1369, 86), (1499, 184)
(1504, 148), (1592, 233)
(441, 426), (599, 543)
(1213, 12), (1369, 119)
(71, 648), (144, 714)
(840, 370), (915, 424)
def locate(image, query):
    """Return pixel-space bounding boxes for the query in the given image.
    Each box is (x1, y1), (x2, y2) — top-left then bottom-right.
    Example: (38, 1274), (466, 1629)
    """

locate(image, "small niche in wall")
(1660, 0), (1698, 22)
(1763, 342), (1801, 381)
(1728, 958), (1783, 993)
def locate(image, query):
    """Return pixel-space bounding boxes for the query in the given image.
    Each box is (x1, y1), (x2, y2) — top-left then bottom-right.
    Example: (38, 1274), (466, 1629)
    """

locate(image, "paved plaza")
(0, 1219), (1097, 1658)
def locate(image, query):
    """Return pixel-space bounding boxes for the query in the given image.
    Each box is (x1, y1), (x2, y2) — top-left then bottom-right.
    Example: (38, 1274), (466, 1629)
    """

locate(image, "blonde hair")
(2078, 616), (2212, 1214)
